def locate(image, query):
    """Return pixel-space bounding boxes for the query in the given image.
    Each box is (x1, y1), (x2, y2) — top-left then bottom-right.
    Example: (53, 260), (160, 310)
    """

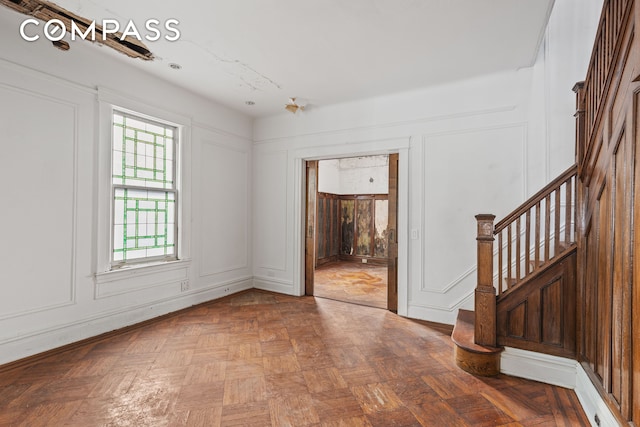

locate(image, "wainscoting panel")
(423, 125), (526, 295)
(254, 150), (288, 272)
(199, 141), (249, 277)
(0, 85), (77, 318)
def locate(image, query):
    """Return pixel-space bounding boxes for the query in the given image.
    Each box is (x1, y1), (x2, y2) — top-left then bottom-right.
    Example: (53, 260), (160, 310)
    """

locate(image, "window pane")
(113, 151), (123, 177)
(113, 225), (124, 250)
(112, 111), (178, 264)
(112, 113), (176, 189)
(112, 187), (176, 262)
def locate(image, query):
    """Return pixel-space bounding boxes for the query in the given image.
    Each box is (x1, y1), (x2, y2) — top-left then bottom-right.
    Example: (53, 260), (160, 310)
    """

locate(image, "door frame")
(291, 139), (410, 316)
(305, 156), (398, 311)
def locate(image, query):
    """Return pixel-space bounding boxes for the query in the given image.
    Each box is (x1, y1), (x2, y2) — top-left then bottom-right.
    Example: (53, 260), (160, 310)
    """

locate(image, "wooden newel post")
(573, 81), (586, 165)
(475, 214), (496, 347)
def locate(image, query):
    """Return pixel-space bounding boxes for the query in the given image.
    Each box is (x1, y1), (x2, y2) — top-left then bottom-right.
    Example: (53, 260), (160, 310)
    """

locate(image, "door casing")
(304, 153), (399, 311)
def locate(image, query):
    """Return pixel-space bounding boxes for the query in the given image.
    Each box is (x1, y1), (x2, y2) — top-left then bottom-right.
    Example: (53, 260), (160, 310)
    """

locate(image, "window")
(111, 111), (178, 266)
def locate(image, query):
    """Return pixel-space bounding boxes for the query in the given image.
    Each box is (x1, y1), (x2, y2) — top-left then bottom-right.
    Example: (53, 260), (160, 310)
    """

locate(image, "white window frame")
(96, 88), (191, 275)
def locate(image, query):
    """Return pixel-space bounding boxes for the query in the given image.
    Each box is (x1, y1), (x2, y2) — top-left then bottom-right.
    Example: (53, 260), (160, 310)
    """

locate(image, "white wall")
(253, 70), (533, 321)
(0, 7), (253, 364)
(529, 0), (604, 182)
(318, 156), (389, 195)
(318, 159), (341, 194)
(252, 0), (603, 324)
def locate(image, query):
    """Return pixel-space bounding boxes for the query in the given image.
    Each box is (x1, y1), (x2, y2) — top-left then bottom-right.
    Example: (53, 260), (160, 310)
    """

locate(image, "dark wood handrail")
(474, 164), (579, 348)
(580, 0), (631, 165)
(494, 164), (578, 233)
(479, 164), (578, 297)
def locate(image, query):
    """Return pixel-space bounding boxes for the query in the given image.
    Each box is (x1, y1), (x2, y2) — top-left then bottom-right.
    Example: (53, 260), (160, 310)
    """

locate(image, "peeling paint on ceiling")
(0, 0), (554, 117)
(0, 0), (153, 60)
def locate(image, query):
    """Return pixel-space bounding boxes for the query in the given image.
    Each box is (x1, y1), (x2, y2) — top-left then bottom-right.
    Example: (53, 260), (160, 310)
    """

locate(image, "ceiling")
(34, 0), (554, 117)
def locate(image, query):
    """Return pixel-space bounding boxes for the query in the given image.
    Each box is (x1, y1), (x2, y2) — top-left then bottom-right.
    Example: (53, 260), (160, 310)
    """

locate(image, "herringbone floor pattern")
(0, 290), (588, 426)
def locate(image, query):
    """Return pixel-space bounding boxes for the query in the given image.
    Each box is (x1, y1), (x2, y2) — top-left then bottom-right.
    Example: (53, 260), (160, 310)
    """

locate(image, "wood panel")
(496, 250), (576, 358)
(388, 153), (399, 312)
(338, 195), (389, 265)
(575, 0), (639, 424)
(315, 193), (340, 266)
(633, 87), (640, 425)
(507, 302), (526, 339)
(305, 161), (318, 296)
(540, 279), (563, 346)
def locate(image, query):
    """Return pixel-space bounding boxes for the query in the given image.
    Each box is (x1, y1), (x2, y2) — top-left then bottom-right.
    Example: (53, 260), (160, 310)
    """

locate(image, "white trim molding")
(575, 364), (620, 427)
(253, 276), (295, 295)
(289, 137), (411, 313)
(501, 347), (619, 427)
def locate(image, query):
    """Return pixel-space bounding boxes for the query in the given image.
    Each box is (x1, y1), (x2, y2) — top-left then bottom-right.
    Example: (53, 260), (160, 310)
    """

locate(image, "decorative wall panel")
(356, 199), (372, 256)
(0, 86), (76, 317)
(199, 141), (248, 276)
(374, 200), (389, 258)
(340, 200), (355, 256)
(254, 151), (287, 271)
(334, 196), (388, 262)
(316, 194), (340, 263)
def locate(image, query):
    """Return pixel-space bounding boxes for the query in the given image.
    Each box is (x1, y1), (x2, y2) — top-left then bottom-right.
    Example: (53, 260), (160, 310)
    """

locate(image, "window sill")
(95, 258), (191, 285)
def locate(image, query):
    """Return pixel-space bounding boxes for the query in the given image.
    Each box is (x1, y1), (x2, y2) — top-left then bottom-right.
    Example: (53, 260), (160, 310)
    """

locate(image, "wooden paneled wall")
(575, 0), (639, 424)
(496, 249), (577, 358)
(316, 193), (340, 265)
(316, 193), (388, 266)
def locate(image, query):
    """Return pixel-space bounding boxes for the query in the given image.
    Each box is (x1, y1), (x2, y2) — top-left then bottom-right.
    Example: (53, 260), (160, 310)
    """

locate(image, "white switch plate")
(411, 229), (419, 240)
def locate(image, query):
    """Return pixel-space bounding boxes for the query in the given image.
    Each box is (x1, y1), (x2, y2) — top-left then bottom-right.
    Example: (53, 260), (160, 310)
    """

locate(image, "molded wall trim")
(253, 276), (296, 295)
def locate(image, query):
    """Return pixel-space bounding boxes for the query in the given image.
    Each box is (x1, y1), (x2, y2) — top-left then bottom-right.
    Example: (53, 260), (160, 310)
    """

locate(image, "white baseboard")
(501, 347), (620, 426)
(253, 276), (297, 295)
(406, 304), (459, 325)
(574, 364), (620, 427)
(0, 278), (253, 366)
(501, 347), (577, 388)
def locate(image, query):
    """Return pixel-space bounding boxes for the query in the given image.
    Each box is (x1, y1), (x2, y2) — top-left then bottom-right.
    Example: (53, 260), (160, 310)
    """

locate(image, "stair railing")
(493, 165), (577, 296)
(474, 165), (577, 347)
(580, 0), (631, 164)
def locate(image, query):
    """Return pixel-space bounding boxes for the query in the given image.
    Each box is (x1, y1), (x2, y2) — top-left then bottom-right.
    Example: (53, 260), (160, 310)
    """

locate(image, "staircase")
(451, 309), (502, 376)
(454, 165), (578, 375)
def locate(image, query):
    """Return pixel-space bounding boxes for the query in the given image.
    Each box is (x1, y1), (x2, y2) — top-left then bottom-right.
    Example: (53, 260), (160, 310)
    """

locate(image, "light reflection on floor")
(314, 261), (387, 309)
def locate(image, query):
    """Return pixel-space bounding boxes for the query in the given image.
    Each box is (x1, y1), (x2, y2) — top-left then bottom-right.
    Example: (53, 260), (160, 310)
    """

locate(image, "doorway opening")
(305, 154), (398, 310)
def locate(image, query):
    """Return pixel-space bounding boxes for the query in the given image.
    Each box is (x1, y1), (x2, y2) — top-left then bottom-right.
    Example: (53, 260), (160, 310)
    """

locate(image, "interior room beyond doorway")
(313, 155), (389, 309)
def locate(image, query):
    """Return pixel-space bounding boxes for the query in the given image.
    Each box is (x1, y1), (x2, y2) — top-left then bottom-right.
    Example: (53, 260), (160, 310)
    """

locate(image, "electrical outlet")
(361, 258), (367, 264)
(594, 414), (600, 426)
(180, 280), (189, 292)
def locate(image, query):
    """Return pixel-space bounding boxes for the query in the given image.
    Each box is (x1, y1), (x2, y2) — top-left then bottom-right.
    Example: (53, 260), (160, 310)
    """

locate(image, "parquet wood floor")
(314, 262), (387, 309)
(0, 290), (589, 426)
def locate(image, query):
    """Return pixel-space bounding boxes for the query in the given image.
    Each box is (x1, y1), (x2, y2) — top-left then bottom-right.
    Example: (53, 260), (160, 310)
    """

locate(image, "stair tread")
(451, 309), (502, 354)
